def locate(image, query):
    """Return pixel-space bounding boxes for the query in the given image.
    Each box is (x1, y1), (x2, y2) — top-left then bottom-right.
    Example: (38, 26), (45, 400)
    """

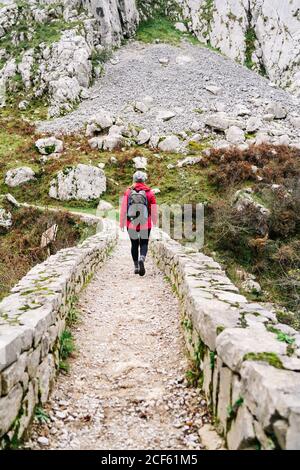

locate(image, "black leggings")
(128, 229), (151, 262)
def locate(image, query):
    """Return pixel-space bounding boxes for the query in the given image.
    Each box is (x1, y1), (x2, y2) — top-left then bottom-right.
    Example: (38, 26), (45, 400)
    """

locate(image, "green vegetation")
(243, 352), (283, 369)
(59, 329), (75, 372)
(136, 17), (198, 45)
(0, 201), (95, 301)
(244, 26), (256, 70)
(227, 397), (244, 419)
(200, 0), (215, 39)
(0, 6), (83, 60)
(202, 144), (300, 319)
(267, 326), (295, 345)
(34, 406), (50, 424)
(91, 47), (113, 70)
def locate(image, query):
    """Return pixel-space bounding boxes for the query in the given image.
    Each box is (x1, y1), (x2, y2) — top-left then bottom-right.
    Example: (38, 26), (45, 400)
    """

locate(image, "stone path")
(26, 239), (222, 450)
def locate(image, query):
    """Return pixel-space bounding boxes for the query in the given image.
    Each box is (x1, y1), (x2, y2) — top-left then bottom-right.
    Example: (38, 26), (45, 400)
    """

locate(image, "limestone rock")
(103, 134), (124, 151)
(0, 384), (23, 435)
(158, 135), (180, 153)
(205, 85), (222, 95)
(35, 137), (63, 155)
(133, 156), (147, 169)
(216, 327), (287, 372)
(241, 279), (262, 294)
(246, 117), (263, 133)
(227, 405), (256, 450)
(175, 22), (187, 33)
(137, 129), (151, 145)
(49, 164), (106, 201)
(86, 109), (114, 136)
(240, 361), (300, 433)
(266, 102), (287, 120)
(156, 110), (176, 122)
(225, 126), (245, 145)
(5, 167), (35, 187)
(177, 156), (202, 168)
(0, 207), (12, 229)
(205, 113), (244, 131)
(97, 200), (113, 213)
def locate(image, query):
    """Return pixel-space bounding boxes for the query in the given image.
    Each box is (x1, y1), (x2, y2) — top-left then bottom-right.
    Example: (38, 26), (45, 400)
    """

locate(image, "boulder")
(137, 129), (151, 145)
(49, 164), (106, 201)
(156, 109), (176, 121)
(86, 109), (114, 136)
(134, 101), (149, 113)
(88, 136), (104, 150)
(246, 117), (263, 133)
(97, 200), (113, 213)
(158, 135), (180, 153)
(5, 167), (35, 187)
(0, 207), (12, 229)
(233, 189), (270, 235)
(255, 132), (271, 145)
(235, 104), (251, 116)
(35, 137), (63, 155)
(241, 279), (262, 294)
(190, 121), (201, 132)
(266, 102), (287, 120)
(133, 156), (147, 169)
(291, 116), (300, 129)
(205, 113), (244, 131)
(177, 156), (202, 168)
(102, 134), (124, 151)
(205, 85), (223, 95)
(174, 22), (187, 32)
(225, 126), (245, 145)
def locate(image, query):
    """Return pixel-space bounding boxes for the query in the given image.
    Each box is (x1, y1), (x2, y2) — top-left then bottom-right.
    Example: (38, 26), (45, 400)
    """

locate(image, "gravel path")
(38, 40), (299, 136)
(26, 239), (221, 450)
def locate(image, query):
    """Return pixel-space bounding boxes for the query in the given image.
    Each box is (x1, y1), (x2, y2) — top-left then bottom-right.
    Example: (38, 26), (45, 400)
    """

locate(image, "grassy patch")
(59, 329), (75, 372)
(0, 204), (95, 301)
(243, 352), (283, 369)
(136, 17), (198, 45)
(244, 26), (256, 70)
(34, 406), (50, 424)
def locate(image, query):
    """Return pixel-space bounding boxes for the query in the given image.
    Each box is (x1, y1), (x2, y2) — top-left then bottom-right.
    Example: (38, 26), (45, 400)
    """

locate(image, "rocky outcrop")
(49, 164), (106, 201)
(0, 1), (139, 115)
(5, 167), (36, 187)
(150, 229), (300, 450)
(176, 0), (300, 96)
(0, 217), (117, 447)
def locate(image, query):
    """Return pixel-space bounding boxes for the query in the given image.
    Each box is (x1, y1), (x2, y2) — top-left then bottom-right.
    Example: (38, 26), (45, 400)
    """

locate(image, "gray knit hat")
(133, 171), (147, 183)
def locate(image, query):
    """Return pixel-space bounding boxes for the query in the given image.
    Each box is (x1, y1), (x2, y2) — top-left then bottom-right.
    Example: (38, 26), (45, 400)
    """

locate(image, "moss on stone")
(243, 352), (284, 369)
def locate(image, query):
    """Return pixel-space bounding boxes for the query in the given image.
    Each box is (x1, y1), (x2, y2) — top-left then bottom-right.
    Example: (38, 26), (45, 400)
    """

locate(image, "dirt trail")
(26, 239), (222, 450)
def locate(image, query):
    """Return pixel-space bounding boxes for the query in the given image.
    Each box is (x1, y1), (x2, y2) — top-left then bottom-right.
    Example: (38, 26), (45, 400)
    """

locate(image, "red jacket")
(120, 183), (158, 230)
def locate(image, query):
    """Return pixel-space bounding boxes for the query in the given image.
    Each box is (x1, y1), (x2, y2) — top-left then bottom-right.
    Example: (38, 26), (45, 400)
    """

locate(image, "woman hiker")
(120, 171), (158, 276)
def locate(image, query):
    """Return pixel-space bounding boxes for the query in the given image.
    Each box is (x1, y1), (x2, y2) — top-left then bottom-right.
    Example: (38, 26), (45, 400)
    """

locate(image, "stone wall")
(176, 0), (300, 96)
(150, 230), (300, 450)
(0, 218), (117, 448)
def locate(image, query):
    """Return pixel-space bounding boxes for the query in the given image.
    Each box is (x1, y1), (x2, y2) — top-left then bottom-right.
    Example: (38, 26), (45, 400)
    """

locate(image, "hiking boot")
(134, 262), (139, 274)
(139, 256), (146, 277)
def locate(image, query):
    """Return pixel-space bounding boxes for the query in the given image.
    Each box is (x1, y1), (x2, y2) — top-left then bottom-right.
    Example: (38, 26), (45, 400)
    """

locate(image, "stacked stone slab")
(150, 230), (300, 450)
(0, 219), (117, 447)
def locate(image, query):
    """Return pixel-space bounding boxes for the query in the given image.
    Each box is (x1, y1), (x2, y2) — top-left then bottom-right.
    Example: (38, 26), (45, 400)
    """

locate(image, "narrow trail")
(27, 240), (217, 450)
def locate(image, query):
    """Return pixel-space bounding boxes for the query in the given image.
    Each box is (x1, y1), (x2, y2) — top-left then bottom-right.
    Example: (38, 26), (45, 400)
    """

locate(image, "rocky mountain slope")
(0, 0), (139, 116)
(161, 0), (300, 96)
(1, 1), (299, 120)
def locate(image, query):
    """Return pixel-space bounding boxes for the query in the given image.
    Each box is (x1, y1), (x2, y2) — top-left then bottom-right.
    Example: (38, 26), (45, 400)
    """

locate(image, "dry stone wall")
(150, 230), (300, 450)
(0, 218), (117, 447)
